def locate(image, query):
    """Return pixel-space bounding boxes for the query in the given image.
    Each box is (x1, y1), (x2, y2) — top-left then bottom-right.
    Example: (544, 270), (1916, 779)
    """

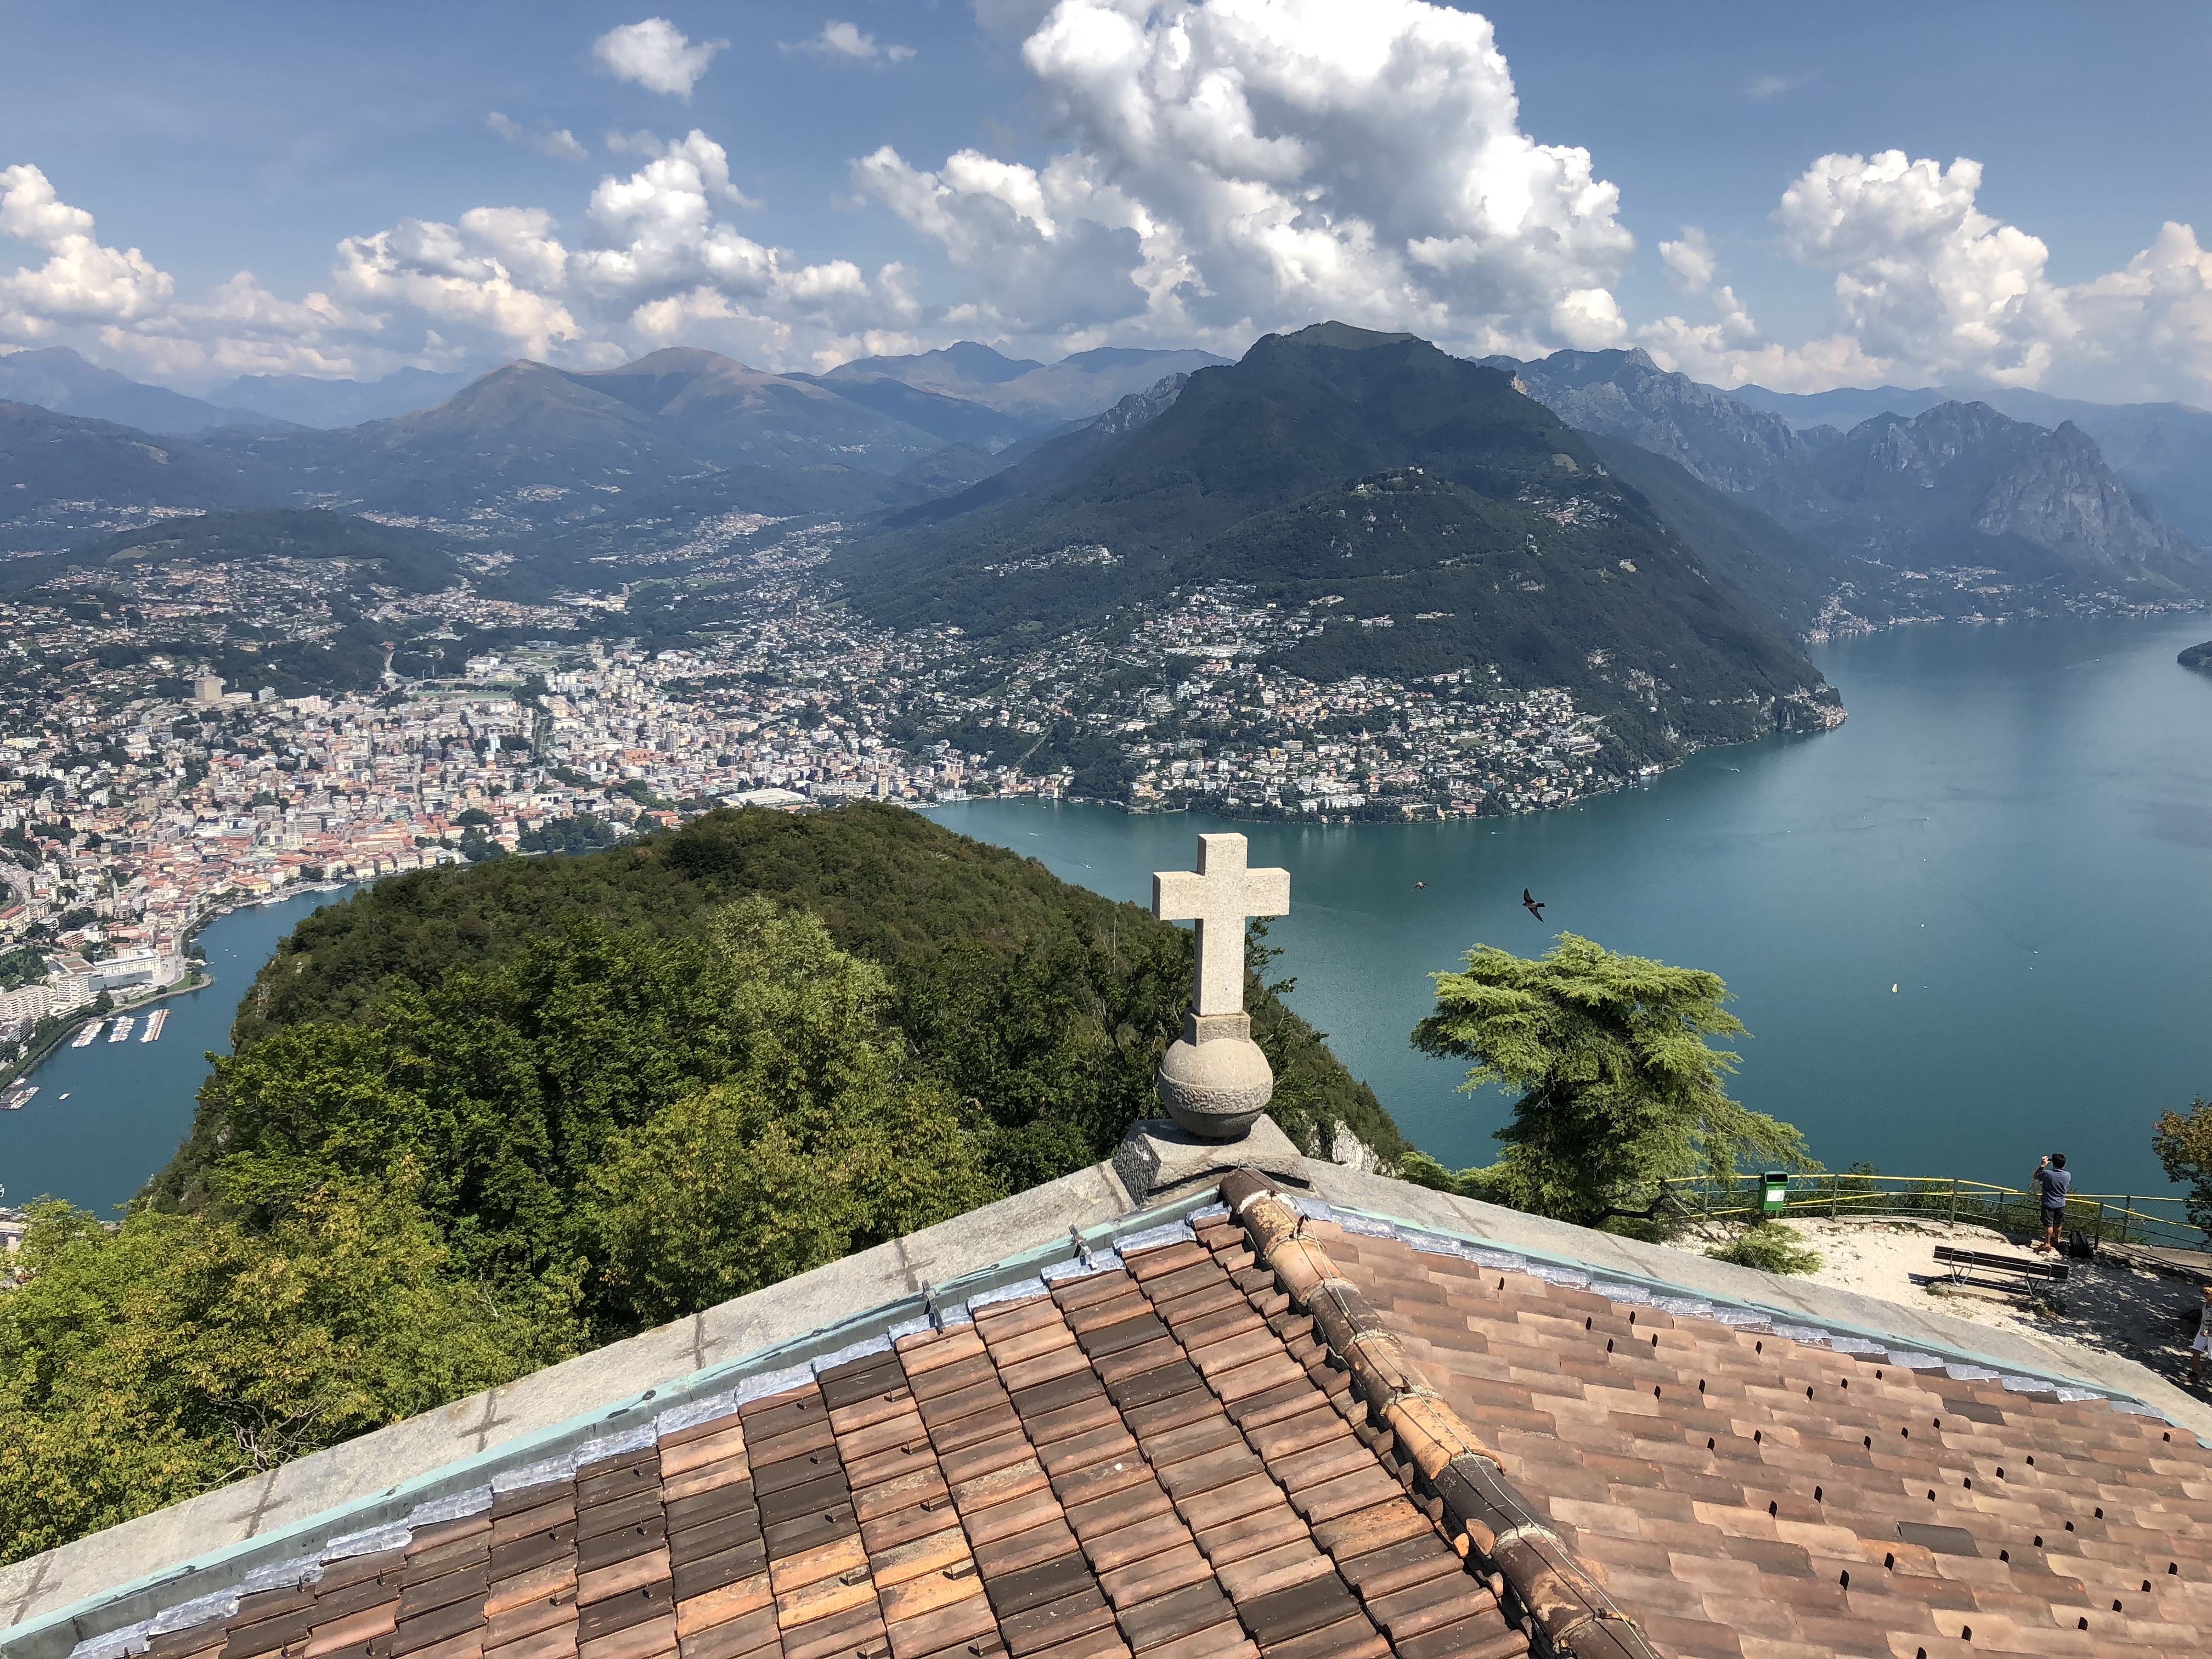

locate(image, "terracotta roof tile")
(105, 1172), (2212, 1659)
(1241, 1198), (2212, 1659)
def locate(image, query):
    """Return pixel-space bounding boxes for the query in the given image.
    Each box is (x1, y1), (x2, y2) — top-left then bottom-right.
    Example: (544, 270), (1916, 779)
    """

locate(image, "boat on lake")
(140, 1008), (167, 1042)
(108, 1017), (133, 1042)
(71, 1021), (103, 1047)
(3, 1086), (32, 1111)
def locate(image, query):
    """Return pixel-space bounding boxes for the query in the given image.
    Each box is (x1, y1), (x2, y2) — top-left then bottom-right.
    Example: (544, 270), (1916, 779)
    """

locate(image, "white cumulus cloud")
(1772, 150), (2070, 388)
(1, 163), (173, 336)
(0, 163), (365, 380)
(1632, 150), (2212, 403)
(334, 210), (584, 360)
(5, 23), (2206, 404)
(2065, 221), (2212, 404)
(789, 21), (916, 62)
(592, 19), (727, 100)
(325, 134), (909, 372)
(854, 0), (1635, 354)
(1658, 227), (1716, 294)
(487, 114), (590, 162)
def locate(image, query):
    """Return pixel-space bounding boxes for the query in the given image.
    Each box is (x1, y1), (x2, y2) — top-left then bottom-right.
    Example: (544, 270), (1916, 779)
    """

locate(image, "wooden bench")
(1932, 1244), (2069, 1288)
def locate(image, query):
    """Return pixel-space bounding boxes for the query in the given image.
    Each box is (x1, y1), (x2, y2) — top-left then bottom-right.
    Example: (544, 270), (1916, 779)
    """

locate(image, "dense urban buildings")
(0, 517), (1653, 1063)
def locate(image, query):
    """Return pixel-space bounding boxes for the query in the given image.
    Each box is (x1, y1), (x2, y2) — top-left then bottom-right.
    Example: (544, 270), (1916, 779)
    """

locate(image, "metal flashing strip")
(810, 1336), (894, 1376)
(1041, 1248), (1123, 1284)
(18, 1182), (1226, 1659)
(1306, 1197), (2177, 1426)
(1111, 1219), (1197, 1256)
(964, 1277), (1049, 1314)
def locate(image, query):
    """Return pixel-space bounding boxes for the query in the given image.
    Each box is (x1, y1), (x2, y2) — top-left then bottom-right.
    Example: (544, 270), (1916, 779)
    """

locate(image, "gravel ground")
(1693, 1216), (2212, 1397)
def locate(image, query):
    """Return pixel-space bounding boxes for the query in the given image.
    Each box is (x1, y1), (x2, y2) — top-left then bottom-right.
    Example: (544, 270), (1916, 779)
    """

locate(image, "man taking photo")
(2032, 1153), (2071, 1252)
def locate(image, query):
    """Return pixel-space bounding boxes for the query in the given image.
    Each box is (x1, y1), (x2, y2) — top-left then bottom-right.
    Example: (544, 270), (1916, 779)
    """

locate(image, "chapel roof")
(1314, 1205), (2212, 1656)
(27, 1170), (2212, 1659)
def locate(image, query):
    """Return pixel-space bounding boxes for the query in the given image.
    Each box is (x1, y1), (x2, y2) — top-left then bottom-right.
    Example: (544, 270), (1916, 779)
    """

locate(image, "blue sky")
(1, 2), (2205, 402)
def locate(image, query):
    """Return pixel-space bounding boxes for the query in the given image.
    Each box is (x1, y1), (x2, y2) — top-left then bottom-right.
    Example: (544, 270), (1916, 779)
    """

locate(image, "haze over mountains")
(0, 348), (278, 436)
(1491, 347), (2211, 629)
(1723, 379), (2212, 546)
(820, 342), (1230, 425)
(2, 328), (2204, 679)
(216, 366), (481, 429)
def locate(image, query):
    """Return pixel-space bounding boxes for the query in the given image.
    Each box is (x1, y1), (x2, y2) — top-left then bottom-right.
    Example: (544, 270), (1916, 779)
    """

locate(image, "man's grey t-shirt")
(2035, 1166), (2072, 1209)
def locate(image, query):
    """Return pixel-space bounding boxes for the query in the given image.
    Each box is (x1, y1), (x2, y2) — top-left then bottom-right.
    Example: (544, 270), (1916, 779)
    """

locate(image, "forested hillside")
(171, 802), (1402, 1216)
(833, 324), (1841, 759)
(3, 804), (1399, 1562)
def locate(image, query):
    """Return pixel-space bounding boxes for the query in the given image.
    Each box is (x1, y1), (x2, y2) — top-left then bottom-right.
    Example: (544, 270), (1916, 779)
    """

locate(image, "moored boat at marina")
(107, 1016), (134, 1042)
(141, 1008), (168, 1041)
(71, 1020), (104, 1048)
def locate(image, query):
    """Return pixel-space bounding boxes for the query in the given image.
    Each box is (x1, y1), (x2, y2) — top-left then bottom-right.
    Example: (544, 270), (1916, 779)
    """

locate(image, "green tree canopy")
(2152, 1097), (2212, 1239)
(196, 803), (1404, 1183)
(585, 901), (995, 1327)
(0, 1181), (574, 1563)
(7, 808), (1404, 1565)
(182, 902), (997, 1329)
(1410, 932), (1809, 1227)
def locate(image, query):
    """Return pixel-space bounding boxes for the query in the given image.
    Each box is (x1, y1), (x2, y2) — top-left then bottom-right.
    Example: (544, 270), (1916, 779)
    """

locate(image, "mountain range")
(820, 341), (1229, 424)
(835, 323), (1842, 760)
(0, 347), (278, 436)
(3, 330), (2203, 675)
(0, 400), (266, 549)
(0, 342), (1226, 572)
(215, 366), (481, 428)
(1723, 379), (2212, 546)
(1490, 348), (2210, 628)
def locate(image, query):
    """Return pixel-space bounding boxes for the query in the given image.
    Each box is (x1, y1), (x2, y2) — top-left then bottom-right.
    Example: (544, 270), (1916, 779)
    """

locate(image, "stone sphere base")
(1156, 1023), (1274, 1141)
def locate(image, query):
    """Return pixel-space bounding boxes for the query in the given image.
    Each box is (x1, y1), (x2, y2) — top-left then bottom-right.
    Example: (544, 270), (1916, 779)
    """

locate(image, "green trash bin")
(1760, 1172), (1789, 1218)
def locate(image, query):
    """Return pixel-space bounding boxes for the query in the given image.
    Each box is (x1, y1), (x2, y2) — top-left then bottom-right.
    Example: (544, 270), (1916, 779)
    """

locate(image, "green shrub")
(1706, 1222), (1823, 1275)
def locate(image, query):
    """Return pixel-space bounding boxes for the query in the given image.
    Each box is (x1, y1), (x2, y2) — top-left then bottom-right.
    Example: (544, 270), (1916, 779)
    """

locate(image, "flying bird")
(1522, 888), (1545, 921)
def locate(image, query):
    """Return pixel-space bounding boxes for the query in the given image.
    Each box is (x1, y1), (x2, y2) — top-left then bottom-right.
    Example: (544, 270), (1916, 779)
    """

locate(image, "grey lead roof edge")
(811, 1336), (895, 1376)
(571, 1425), (657, 1469)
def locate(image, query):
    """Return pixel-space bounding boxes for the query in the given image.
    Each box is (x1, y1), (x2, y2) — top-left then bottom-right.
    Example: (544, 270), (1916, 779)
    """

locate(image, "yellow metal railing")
(1660, 1172), (2204, 1253)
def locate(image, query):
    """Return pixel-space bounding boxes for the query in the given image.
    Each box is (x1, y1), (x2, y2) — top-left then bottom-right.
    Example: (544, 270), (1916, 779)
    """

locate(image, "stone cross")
(1153, 833), (1290, 1019)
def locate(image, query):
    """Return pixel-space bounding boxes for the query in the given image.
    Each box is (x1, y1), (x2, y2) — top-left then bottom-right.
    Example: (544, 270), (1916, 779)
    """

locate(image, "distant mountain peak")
(936, 341), (1043, 382)
(0, 346), (276, 436)
(825, 340), (1231, 425)
(1272, 321), (1421, 352)
(617, 346), (748, 373)
(831, 341), (1044, 385)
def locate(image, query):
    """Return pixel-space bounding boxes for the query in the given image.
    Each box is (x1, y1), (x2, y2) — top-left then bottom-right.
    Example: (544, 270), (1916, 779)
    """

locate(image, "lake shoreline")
(935, 611), (2212, 1196)
(5, 612), (2208, 1210)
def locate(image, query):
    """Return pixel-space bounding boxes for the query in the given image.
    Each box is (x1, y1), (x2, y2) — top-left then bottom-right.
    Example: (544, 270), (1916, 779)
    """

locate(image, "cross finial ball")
(1148, 833), (1290, 1141)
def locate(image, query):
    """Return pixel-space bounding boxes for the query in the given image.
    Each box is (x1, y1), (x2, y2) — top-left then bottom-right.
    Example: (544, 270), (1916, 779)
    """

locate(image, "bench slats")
(1932, 1245), (2069, 1281)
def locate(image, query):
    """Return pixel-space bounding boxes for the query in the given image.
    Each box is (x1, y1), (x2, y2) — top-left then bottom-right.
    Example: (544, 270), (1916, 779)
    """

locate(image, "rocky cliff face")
(1495, 349), (2210, 618)
(1975, 422), (2201, 574)
(1089, 372), (1189, 438)
(1485, 348), (1818, 506)
(1815, 403), (2208, 588)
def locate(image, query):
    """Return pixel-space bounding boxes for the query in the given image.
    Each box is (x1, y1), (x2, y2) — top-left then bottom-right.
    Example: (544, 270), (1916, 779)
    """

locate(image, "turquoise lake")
(0, 887), (353, 1215)
(935, 612), (2212, 1199)
(4, 612), (2208, 1215)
